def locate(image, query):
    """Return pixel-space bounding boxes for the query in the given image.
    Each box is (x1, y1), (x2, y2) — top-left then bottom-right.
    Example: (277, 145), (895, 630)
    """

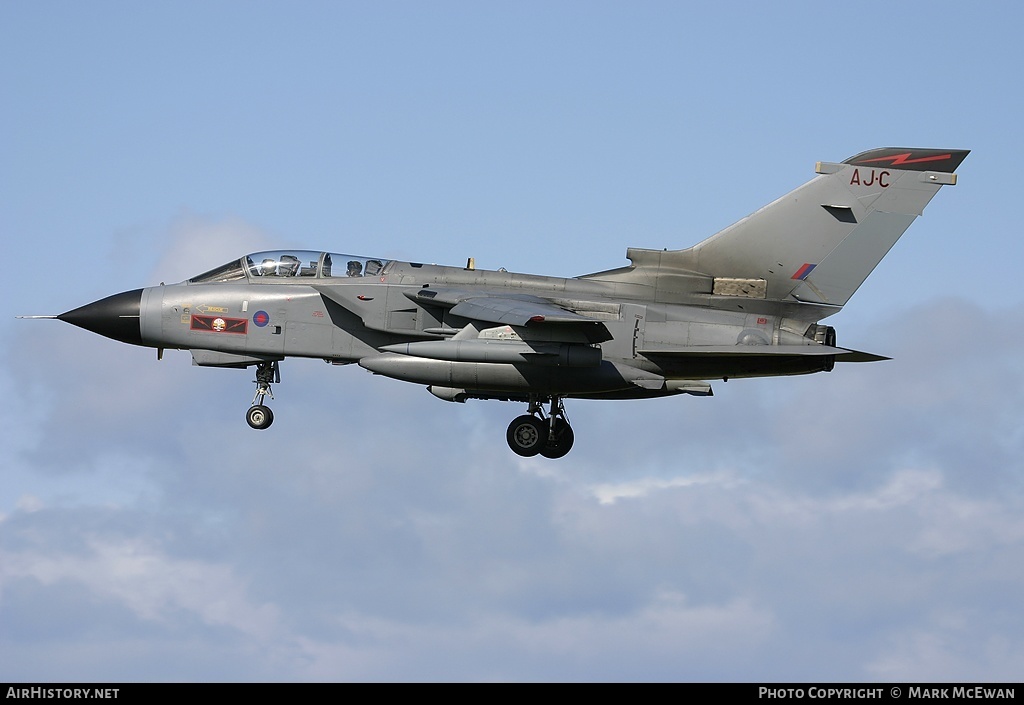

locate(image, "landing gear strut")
(246, 360), (280, 430)
(506, 395), (575, 459)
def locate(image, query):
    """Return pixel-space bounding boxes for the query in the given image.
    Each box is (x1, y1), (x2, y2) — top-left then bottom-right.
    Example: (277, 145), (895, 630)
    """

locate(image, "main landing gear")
(506, 395), (575, 459)
(246, 360), (280, 430)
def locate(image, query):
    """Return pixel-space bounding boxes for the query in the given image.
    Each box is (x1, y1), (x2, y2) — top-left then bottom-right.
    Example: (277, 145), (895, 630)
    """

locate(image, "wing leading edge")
(405, 287), (613, 342)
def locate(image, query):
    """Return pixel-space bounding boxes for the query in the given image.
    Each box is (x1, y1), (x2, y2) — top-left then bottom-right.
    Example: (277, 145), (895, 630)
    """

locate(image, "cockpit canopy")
(188, 251), (392, 284)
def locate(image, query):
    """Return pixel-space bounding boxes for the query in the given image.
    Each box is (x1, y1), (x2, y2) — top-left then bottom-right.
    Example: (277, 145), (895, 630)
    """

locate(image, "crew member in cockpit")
(347, 260), (363, 277)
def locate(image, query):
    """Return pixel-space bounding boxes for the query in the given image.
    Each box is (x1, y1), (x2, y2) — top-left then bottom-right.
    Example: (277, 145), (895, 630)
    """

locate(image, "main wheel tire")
(246, 404), (274, 430)
(506, 415), (546, 457)
(539, 418), (575, 459)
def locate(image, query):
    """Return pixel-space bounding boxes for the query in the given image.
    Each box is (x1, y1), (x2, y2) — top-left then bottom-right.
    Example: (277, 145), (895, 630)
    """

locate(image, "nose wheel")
(246, 361), (280, 430)
(506, 396), (575, 458)
(246, 404), (274, 430)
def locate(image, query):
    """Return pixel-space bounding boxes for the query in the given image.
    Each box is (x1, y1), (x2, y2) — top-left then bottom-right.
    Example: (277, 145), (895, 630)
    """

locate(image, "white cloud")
(588, 469), (745, 505)
(867, 628), (1024, 682)
(150, 214), (278, 284)
(286, 591), (776, 681)
(1, 536), (280, 640)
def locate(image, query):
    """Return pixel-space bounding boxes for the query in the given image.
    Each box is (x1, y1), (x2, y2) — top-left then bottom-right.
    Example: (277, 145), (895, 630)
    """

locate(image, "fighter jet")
(25, 147), (968, 458)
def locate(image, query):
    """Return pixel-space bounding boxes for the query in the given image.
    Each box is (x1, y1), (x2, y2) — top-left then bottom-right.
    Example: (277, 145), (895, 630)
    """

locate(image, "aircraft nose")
(58, 288), (144, 346)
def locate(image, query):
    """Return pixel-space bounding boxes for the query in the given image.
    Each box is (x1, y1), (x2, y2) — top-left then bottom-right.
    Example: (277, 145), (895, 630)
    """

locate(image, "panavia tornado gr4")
(27, 147), (968, 458)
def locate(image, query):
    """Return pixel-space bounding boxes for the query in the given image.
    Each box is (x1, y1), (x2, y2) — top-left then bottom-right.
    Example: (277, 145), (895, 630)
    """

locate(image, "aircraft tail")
(670, 148), (968, 307)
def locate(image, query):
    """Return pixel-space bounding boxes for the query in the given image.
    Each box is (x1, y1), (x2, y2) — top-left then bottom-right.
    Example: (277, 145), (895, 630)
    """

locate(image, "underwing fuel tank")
(359, 353), (659, 395)
(380, 340), (601, 367)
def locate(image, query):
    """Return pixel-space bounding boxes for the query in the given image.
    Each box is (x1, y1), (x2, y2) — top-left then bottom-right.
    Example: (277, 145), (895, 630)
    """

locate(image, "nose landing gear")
(506, 395), (575, 458)
(246, 360), (280, 430)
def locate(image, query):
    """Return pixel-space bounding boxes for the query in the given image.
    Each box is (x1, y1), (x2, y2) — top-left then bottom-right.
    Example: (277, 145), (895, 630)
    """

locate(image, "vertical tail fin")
(680, 148), (968, 306)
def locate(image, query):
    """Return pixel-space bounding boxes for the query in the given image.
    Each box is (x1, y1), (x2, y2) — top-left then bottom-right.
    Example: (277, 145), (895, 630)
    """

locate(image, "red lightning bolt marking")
(856, 152), (952, 166)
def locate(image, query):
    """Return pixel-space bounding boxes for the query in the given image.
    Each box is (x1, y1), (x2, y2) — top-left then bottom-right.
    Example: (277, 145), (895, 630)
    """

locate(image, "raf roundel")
(253, 310), (270, 327)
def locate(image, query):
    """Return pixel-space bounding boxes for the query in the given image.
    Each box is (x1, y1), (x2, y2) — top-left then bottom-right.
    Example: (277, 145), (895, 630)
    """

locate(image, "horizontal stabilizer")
(830, 349), (890, 363)
(638, 345), (889, 362)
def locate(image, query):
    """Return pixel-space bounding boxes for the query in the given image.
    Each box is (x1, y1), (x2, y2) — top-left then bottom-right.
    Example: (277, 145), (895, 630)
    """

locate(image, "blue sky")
(2, 1), (1023, 681)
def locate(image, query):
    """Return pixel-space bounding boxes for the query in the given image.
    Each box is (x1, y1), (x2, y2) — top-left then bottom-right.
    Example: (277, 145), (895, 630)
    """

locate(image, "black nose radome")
(59, 289), (144, 346)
